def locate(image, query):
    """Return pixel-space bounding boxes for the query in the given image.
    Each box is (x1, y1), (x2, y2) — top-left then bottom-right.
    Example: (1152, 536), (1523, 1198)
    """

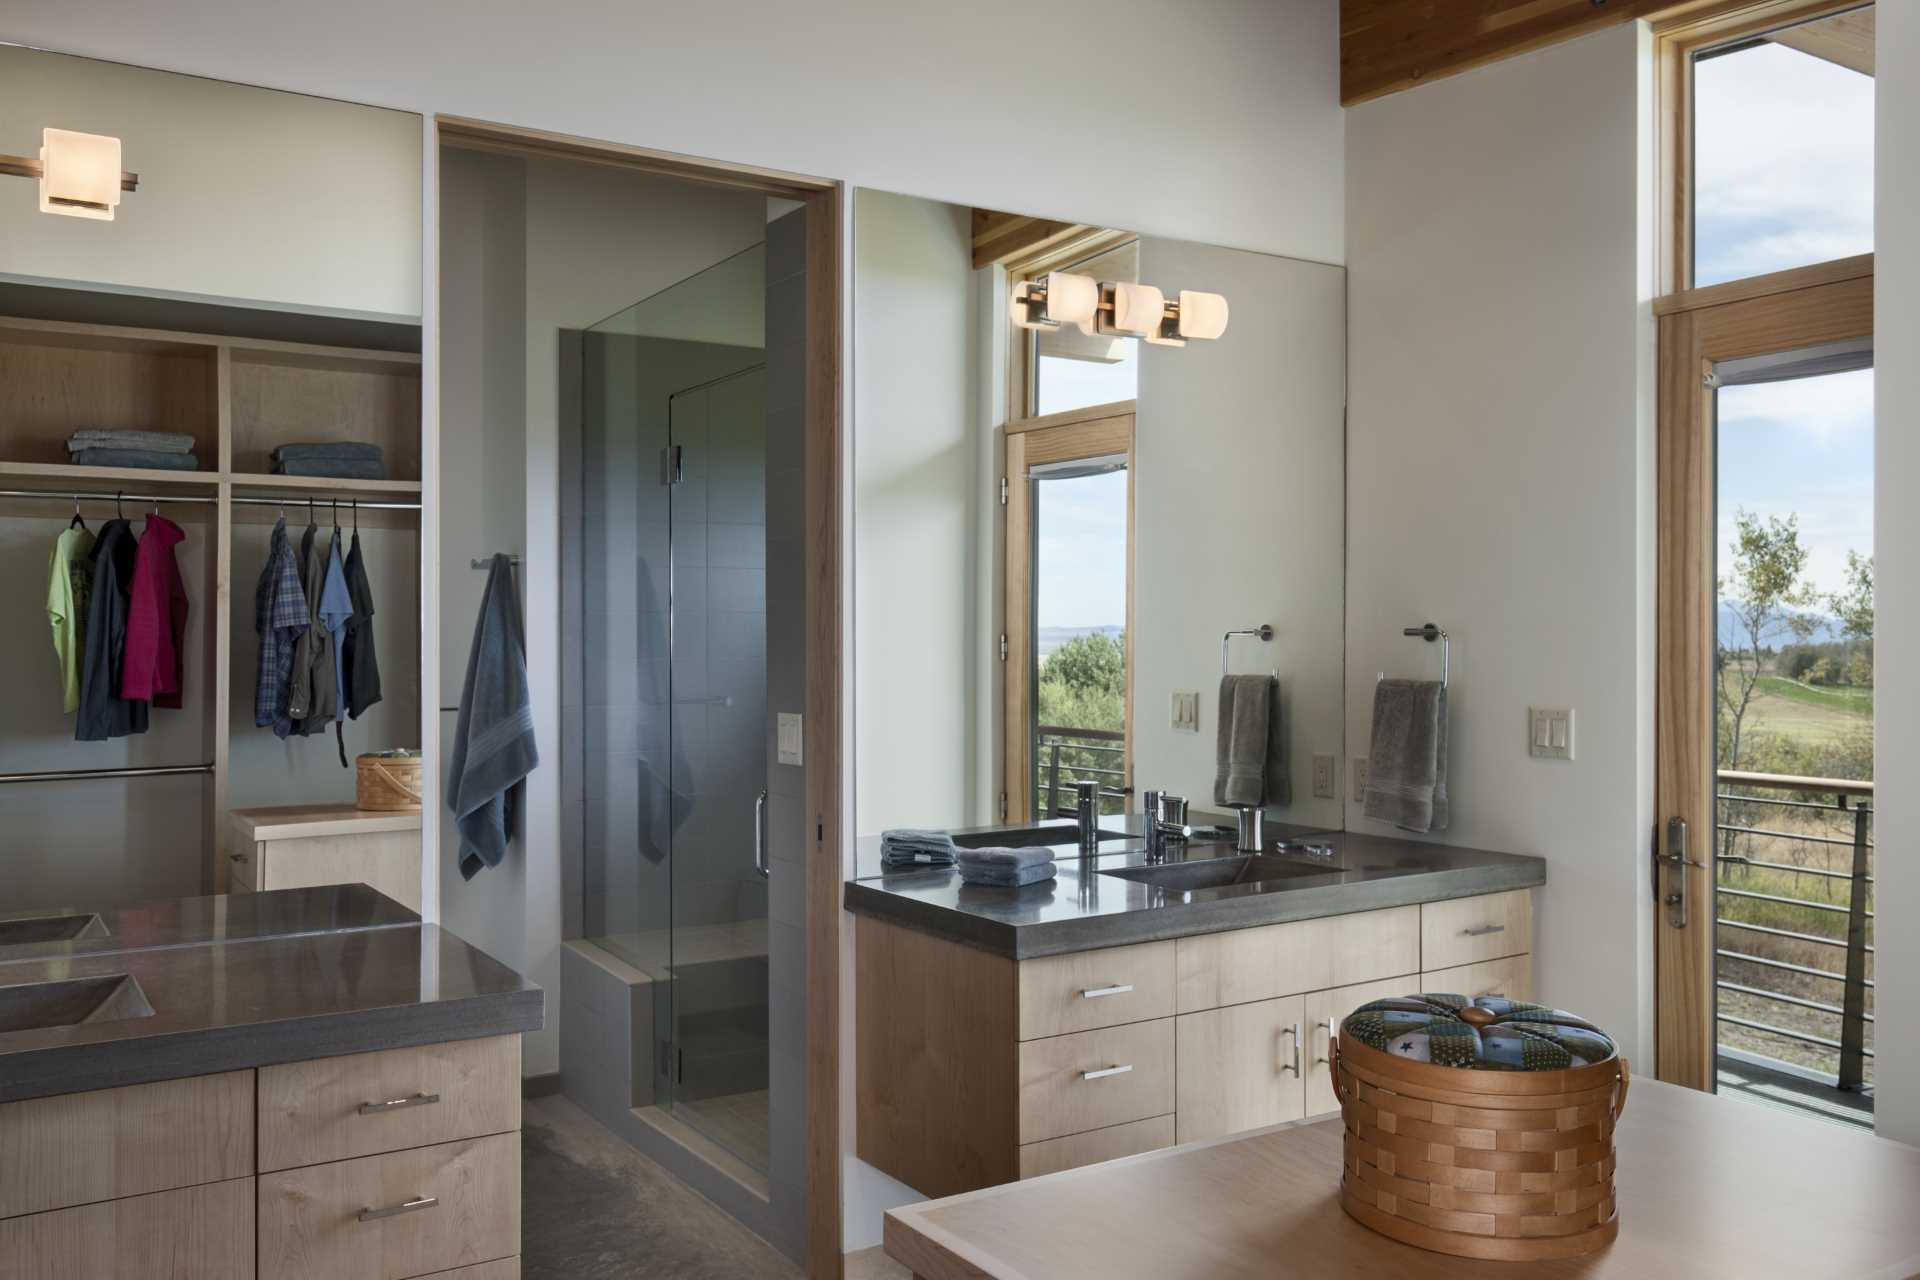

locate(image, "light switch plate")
(777, 712), (804, 766)
(1312, 754), (1336, 799)
(1528, 707), (1573, 761)
(1352, 757), (1369, 802)
(1171, 691), (1201, 733)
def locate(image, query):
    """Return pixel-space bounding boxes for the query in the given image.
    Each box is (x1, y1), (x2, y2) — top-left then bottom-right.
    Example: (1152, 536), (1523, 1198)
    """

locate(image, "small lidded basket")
(1330, 994), (1628, 1262)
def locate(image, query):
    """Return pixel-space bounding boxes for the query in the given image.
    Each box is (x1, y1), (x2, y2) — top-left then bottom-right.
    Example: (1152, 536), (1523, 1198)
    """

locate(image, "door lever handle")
(1662, 816), (1704, 928)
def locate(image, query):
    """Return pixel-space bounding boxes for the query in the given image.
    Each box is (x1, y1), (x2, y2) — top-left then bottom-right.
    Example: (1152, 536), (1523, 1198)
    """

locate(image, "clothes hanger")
(70, 495), (86, 532)
(331, 498), (340, 533)
(115, 491), (124, 521)
(351, 500), (358, 535)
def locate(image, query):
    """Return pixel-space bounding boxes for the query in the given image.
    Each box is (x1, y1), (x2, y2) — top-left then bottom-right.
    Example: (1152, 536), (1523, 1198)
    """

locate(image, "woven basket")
(1331, 1000), (1629, 1262)
(356, 752), (424, 812)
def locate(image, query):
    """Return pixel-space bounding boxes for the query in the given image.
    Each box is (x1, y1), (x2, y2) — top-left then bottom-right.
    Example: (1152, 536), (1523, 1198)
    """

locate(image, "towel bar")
(1221, 624), (1274, 677)
(1377, 623), (1449, 688)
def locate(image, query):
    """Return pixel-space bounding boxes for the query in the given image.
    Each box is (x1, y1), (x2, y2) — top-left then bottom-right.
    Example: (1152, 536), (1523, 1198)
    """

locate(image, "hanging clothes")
(287, 520), (332, 735)
(254, 516), (309, 738)
(47, 523), (96, 714)
(342, 529), (382, 719)
(121, 512), (189, 708)
(74, 519), (147, 741)
(321, 527), (354, 766)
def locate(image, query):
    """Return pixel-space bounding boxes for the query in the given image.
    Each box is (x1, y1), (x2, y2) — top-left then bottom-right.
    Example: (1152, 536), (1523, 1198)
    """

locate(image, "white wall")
(0, 45), (419, 318)
(1133, 238), (1347, 829)
(0, 0), (1343, 267)
(1343, 23), (1658, 1065)
(1873, 0), (1920, 1148)
(852, 190), (979, 836)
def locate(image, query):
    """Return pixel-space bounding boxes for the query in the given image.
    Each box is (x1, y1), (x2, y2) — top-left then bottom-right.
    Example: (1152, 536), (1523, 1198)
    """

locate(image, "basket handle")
(1612, 1056), (1631, 1121)
(1329, 1032), (1346, 1105)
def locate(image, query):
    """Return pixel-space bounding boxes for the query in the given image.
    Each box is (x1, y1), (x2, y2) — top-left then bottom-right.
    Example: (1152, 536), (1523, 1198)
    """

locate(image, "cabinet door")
(1302, 977), (1416, 1118)
(259, 831), (423, 912)
(1174, 995), (1304, 1143)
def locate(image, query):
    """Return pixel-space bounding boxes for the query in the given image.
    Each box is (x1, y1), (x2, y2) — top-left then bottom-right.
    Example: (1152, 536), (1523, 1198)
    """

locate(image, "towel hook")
(1221, 624), (1275, 678)
(1378, 623), (1449, 688)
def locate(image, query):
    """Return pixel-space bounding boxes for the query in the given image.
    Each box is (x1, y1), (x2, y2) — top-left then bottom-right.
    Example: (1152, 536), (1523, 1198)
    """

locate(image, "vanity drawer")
(1017, 1114), (1174, 1180)
(226, 842), (259, 890)
(0, 1177), (253, 1279)
(1174, 905), (1420, 1013)
(258, 1132), (520, 1280)
(0, 1069), (253, 1219)
(1422, 954), (1534, 1004)
(1017, 941), (1174, 1040)
(259, 1035), (521, 1172)
(1421, 890), (1533, 971)
(1017, 1018), (1174, 1145)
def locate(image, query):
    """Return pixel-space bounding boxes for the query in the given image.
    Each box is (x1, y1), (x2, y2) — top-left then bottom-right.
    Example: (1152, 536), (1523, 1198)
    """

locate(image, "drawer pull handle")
(358, 1194), (438, 1222)
(1476, 989), (1507, 999)
(1313, 1017), (1335, 1065)
(358, 1091), (442, 1115)
(1081, 1064), (1133, 1081)
(1461, 924), (1506, 937)
(229, 852), (249, 863)
(1081, 984), (1134, 999)
(1281, 1023), (1301, 1077)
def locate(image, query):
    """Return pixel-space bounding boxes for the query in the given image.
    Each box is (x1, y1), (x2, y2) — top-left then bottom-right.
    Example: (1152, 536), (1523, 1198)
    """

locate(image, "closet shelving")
(0, 311), (422, 893)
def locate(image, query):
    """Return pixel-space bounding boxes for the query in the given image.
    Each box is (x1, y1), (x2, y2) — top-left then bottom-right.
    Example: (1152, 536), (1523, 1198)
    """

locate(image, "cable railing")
(1714, 769), (1873, 1095)
(1034, 724), (1126, 818)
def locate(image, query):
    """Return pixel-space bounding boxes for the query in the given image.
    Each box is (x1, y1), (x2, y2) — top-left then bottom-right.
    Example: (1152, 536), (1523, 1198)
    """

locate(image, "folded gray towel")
(956, 845), (1055, 873)
(959, 859), (1058, 888)
(273, 442), (386, 462)
(272, 458), (390, 480)
(67, 429), (197, 453)
(69, 448), (202, 471)
(1363, 679), (1448, 833)
(1213, 674), (1289, 809)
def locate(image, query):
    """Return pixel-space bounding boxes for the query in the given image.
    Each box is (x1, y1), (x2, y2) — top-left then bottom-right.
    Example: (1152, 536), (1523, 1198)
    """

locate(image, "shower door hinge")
(999, 633), (1009, 661)
(999, 476), (1009, 505)
(659, 444), (684, 485)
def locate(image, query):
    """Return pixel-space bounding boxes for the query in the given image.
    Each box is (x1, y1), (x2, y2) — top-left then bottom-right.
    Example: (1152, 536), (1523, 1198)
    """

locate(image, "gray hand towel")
(273, 441), (386, 461)
(447, 554), (539, 879)
(1213, 675), (1289, 809)
(272, 458), (390, 480)
(69, 448), (202, 471)
(882, 829), (959, 866)
(67, 429), (197, 453)
(956, 845), (1055, 873)
(958, 859), (1058, 888)
(1363, 679), (1448, 833)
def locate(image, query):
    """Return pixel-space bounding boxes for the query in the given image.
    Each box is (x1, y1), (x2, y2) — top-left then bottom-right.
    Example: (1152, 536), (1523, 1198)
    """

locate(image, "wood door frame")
(1003, 400), (1136, 823)
(1653, 259), (1873, 1089)
(433, 117), (846, 1277)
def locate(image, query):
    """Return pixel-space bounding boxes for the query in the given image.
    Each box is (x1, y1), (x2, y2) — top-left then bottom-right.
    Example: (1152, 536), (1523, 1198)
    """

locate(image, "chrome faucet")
(1074, 780), (1101, 852)
(1141, 791), (1191, 861)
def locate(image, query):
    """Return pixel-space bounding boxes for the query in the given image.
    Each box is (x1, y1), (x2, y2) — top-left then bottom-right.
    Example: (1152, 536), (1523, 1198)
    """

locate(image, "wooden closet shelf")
(0, 461), (219, 495)
(230, 473), (423, 501)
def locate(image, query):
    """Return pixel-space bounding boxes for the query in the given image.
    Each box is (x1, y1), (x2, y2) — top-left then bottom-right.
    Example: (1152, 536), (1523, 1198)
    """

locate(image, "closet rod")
(0, 762), (214, 786)
(0, 489), (421, 511)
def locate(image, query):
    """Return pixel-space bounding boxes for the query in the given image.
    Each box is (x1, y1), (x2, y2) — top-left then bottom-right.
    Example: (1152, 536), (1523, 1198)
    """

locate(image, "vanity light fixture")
(1009, 270), (1099, 334)
(0, 128), (138, 220)
(1012, 271), (1229, 345)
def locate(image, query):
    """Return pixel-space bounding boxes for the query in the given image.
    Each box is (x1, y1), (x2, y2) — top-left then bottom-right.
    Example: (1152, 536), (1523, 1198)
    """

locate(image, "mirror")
(852, 189), (1346, 848)
(0, 45), (423, 914)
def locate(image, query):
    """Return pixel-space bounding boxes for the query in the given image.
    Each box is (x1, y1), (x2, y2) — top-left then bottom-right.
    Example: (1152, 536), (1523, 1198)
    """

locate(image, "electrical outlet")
(1528, 707), (1574, 761)
(1171, 691), (1201, 733)
(1352, 757), (1369, 802)
(1312, 753), (1336, 799)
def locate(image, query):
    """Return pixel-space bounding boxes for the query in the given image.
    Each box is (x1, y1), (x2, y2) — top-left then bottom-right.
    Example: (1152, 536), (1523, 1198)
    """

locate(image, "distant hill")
(1717, 603), (1844, 648)
(1037, 625), (1124, 660)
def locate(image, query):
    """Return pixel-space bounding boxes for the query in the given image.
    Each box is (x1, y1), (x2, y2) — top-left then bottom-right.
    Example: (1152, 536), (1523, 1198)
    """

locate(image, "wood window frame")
(1003, 401), (1136, 824)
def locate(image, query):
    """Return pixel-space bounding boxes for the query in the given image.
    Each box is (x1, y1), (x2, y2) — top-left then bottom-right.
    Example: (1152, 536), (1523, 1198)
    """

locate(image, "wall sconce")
(0, 128), (139, 220)
(1013, 271), (1229, 347)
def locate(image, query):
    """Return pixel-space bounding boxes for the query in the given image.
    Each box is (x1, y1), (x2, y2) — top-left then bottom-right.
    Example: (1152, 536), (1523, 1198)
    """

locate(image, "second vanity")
(847, 820), (1544, 1199)
(0, 886), (541, 1280)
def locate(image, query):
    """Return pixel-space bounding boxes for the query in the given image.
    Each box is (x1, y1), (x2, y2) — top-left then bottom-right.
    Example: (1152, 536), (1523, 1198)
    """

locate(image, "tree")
(1040, 631), (1124, 700)
(1035, 631), (1125, 815)
(1829, 550), (1874, 644)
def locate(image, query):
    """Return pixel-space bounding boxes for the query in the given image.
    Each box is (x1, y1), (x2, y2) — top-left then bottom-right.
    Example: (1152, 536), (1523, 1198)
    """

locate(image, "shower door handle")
(755, 790), (769, 878)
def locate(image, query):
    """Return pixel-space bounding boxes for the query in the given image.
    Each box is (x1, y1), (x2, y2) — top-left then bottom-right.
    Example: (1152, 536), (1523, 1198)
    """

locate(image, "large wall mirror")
(0, 44), (423, 913)
(853, 188), (1346, 850)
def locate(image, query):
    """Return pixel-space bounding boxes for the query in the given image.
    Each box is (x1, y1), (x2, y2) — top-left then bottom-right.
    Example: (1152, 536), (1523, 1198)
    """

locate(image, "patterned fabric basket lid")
(1340, 994), (1617, 1071)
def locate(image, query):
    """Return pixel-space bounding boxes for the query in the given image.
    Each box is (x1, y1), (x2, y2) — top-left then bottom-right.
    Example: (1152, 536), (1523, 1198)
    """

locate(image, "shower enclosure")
(574, 245), (771, 1172)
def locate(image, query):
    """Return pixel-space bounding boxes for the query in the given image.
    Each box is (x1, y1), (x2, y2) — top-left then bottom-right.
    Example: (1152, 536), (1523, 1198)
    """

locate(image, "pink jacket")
(121, 514), (188, 708)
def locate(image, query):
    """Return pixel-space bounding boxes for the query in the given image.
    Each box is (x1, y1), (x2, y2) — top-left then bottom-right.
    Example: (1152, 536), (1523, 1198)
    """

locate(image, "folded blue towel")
(272, 458), (390, 480)
(273, 442), (385, 461)
(959, 860), (1058, 888)
(956, 845), (1055, 872)
(70, 448), (202, 471)
(882, 829), (959, 867)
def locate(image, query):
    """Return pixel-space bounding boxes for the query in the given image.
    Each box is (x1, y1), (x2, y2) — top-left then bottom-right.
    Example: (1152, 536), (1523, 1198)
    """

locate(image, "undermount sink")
(1099, 854), (1334, 895)
(0, 911), (109, 948)
(951, 826), (1130, 850)
(0, 974), (154, 1035)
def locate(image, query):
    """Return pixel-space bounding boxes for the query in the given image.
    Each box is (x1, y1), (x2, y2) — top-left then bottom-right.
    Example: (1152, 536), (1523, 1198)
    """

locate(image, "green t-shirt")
(48, 525), (96, 714)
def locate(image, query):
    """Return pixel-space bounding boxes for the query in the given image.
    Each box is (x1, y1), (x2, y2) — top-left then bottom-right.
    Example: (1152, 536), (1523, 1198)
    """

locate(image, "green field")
(1723, 672), (1872, 746)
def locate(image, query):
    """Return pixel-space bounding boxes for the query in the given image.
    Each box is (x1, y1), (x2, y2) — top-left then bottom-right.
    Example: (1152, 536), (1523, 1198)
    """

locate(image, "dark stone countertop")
(844, 824), (1546, 959)
(0, 886), (542, 1104)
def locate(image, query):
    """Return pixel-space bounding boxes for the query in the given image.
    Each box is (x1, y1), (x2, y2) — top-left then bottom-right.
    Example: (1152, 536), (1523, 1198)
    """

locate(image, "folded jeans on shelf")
(271, 442), (386, 462)
(68, 448), (202, 471)
(67, 429), (197, 454)
(271, 459), (390, 480)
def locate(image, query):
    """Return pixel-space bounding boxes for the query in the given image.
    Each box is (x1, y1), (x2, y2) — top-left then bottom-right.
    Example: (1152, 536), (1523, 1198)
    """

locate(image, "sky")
(1035, 468), (1127, 628)
(1698, 35), (1875, 605)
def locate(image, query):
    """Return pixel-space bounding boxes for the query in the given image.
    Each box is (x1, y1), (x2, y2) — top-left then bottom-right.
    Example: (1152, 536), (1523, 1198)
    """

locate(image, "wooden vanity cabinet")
(855, 890), (1535, 1196)
(0, 1035), (522, 1280)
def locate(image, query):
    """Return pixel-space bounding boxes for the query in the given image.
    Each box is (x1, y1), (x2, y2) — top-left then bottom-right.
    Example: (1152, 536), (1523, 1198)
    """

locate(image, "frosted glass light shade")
(1109, 282), (1165, 336)
(1044, 271), (1099, 334)
(39, 128), (122, 220)
(1177, 290), (1230, 341)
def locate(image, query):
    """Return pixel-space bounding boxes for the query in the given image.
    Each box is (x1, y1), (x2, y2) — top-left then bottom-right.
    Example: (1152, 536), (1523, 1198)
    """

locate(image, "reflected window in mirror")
(1024, 239), (1140, 418)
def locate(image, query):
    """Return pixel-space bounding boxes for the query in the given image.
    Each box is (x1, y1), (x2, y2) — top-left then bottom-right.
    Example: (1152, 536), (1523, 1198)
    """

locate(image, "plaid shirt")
(254, 519), (309, 735)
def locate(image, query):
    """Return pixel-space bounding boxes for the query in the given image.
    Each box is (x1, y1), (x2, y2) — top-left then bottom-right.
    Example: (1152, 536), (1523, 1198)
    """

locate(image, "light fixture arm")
(0, 153), (139, 192)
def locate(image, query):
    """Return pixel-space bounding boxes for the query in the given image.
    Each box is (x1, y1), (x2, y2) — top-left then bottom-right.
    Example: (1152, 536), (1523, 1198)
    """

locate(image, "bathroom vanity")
(847, 822), (1543, 1198)
(0, 886), (541, 1279)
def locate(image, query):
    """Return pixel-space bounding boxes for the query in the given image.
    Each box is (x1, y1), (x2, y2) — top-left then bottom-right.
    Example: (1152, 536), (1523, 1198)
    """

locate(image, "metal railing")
(1714, 769), (1873, 1093)
(1035, 724), (1126, 818)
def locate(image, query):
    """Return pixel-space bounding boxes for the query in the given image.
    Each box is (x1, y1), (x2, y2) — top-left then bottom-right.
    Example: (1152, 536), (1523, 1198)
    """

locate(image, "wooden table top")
(884, 1079), (1920, 1279)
